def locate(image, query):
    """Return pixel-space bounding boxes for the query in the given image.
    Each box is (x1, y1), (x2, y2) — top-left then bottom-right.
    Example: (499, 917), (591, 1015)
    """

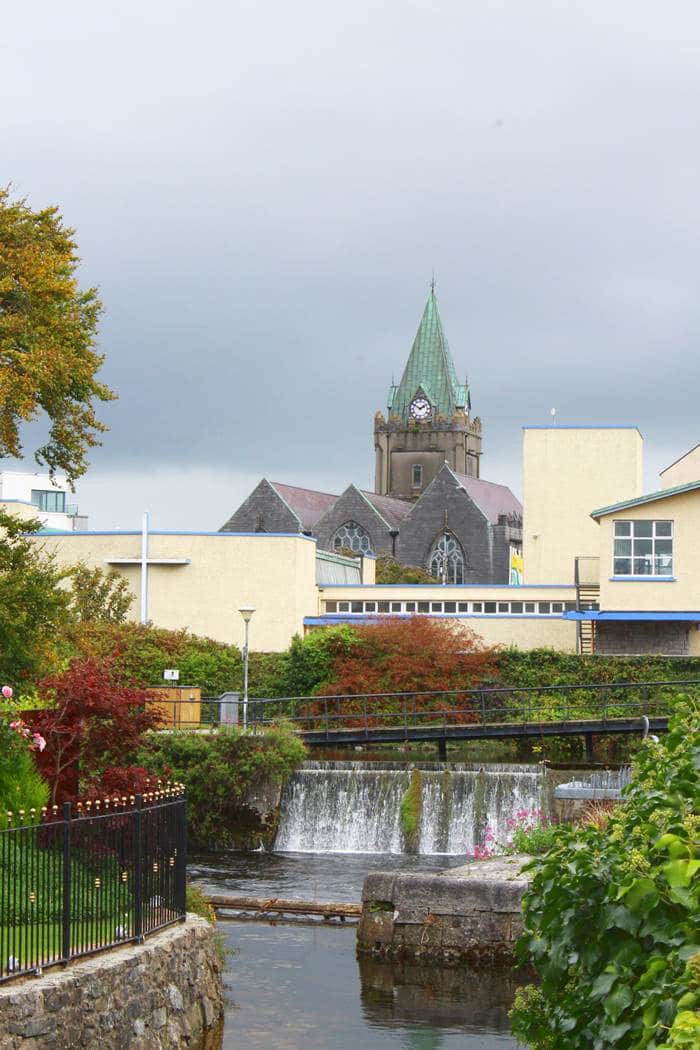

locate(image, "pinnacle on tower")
(387, 287), (469, 423)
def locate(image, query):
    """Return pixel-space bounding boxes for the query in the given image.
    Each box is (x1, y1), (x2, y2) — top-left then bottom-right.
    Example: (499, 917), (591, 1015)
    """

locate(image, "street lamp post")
(238, 607), (255, 730)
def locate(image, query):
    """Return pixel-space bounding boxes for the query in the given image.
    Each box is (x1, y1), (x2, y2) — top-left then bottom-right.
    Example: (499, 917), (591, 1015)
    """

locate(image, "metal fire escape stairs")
(575, 557), (600, 655)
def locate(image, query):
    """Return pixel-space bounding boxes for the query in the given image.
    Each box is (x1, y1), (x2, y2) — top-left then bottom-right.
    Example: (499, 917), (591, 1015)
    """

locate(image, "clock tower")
(374, 285), (482, 499)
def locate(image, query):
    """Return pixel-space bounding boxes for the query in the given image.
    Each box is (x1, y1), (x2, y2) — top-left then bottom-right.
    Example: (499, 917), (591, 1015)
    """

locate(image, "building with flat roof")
(0, 470), (87, 531)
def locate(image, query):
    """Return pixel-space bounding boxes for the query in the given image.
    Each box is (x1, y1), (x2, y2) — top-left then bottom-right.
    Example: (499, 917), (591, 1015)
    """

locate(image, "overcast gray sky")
(3, 1), (700, 529)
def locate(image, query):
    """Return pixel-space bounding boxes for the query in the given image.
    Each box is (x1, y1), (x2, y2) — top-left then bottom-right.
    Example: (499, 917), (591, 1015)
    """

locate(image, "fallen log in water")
(207, 895), (361, 920)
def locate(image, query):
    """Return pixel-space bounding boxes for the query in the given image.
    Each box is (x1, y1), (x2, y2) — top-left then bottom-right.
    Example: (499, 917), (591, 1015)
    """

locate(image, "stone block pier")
(357, 855), (531, 964)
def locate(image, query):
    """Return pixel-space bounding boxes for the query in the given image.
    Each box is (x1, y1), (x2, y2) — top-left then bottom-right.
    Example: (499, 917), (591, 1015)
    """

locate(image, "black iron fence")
(157, 679), (700, 734)
(0, 786), (187, 984)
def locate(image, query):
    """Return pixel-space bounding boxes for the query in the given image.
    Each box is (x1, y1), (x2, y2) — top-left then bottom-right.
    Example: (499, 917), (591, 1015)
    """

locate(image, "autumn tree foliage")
(28, 659), (163, 803)
(0, 188), (114, 483)
(300, 617), (499, 726)
(67, 563), (134, 623)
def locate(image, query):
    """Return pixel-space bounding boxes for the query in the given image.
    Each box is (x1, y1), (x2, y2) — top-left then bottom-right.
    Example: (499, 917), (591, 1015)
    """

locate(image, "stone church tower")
(374, 286), (482, 499)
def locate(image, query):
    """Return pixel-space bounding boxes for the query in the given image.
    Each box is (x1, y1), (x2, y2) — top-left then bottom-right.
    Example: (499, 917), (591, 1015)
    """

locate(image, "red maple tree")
(29, 659), (163, 803)
(300, 616), (499, 727)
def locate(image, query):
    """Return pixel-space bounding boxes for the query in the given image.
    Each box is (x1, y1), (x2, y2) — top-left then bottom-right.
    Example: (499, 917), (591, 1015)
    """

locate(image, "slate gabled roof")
(360, 491), (413, 528)
(452, 471), (522, 524)
(388, 289), (469, 422)
(269, 482), (339, 531)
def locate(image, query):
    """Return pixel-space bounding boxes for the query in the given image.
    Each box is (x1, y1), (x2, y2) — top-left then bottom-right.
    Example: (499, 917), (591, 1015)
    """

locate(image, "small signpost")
(163, 669), (180, 682)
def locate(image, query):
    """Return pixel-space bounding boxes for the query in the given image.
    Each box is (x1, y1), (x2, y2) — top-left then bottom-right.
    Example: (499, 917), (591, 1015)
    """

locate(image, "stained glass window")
(332, 521), (374, 555)
(428, 531), (465, 584)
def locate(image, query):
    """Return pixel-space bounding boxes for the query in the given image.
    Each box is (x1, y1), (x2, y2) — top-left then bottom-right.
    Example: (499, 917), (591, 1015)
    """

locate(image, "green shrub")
(0, 741), (48, 828)
(140, 724), (306, 848)
(186, 881), (216, 924)
(510, 702), (700, 1049)
(60, 622), (242, 695)
(508, 820), (560, 857)
(374, 555), (435, 584)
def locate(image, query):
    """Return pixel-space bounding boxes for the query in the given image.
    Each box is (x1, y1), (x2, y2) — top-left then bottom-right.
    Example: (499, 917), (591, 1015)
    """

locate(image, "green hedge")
(139, 724), (306, 848)
(495, 650), (700, 690)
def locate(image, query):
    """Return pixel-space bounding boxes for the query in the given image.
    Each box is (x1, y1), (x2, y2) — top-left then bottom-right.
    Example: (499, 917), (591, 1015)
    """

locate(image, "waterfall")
(274, 761), (543, 855)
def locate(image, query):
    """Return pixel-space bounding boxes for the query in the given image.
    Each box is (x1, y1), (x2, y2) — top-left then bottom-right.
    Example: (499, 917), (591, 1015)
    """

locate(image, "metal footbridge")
(185, 679), (699, 760)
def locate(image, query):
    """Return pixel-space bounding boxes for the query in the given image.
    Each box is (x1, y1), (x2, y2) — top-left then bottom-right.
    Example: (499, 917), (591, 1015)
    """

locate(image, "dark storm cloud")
(3, 1), (700, 525)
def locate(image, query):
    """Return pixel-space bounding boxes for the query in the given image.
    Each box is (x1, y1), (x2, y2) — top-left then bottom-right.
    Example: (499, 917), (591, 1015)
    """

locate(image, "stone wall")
(595, 620), (689, 655)
(357, 855), (530, 964)
(396, 470), (514, 584)
(315, 487), (394, 557)
(0, 916), (223, 1050)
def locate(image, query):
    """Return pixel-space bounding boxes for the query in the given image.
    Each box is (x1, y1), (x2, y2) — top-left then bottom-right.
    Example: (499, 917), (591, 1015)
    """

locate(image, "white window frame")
(612, 520), (673, 578)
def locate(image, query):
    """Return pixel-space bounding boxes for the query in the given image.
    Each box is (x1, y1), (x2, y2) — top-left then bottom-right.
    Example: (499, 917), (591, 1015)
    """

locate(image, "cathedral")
(221, 286), (523, 584)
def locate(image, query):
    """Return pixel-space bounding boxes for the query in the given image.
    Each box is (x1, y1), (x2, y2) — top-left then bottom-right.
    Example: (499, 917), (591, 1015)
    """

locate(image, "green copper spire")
(387, 286), (469, 422)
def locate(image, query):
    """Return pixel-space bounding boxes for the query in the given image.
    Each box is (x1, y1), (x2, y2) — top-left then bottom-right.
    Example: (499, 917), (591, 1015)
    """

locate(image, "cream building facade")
(26, 428), (700, 657)
(522, 426), (643, 583)
(36, 531), (321, 652)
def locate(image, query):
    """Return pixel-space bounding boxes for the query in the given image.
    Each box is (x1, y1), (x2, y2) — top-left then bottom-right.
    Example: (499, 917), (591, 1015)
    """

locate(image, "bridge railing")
(159, 679), (700, 733)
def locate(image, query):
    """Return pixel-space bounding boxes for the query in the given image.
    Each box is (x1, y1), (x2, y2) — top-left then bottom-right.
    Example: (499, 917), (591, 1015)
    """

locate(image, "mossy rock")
(400, 769), (422, 852)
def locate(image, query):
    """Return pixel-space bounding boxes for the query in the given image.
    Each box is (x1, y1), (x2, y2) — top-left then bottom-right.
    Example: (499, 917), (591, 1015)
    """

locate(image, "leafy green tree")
(0, 187), (114, 483)
(60, 620), (242, 694)
(283, 626), (359, 696)
(511, 701), (700, 1049)
(0, 510), (70, 685)
(68, 563), (134, 622)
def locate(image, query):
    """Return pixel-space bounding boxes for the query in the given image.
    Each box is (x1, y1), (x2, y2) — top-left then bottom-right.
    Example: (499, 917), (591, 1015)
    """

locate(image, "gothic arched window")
(333, 521), (374, 555)
(428, 531), (465, 585)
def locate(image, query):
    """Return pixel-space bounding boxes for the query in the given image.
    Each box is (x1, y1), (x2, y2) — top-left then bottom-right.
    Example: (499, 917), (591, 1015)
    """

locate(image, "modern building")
(0, 470), (87, 531)
(568, 467), (700, 655)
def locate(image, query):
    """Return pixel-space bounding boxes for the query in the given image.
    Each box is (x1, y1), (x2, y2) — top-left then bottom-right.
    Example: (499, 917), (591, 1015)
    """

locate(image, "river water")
(190, 851), (525, 1049)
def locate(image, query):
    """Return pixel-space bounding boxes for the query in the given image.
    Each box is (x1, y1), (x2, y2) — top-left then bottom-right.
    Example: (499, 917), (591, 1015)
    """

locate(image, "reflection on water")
(219, 921), (521, 1049)
(191, 852), (522, 1049)
(359, 954), (528, 1036)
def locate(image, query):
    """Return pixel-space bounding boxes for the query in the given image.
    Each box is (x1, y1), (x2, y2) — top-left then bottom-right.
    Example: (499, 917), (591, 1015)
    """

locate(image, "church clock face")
(410, 396), (431, 421)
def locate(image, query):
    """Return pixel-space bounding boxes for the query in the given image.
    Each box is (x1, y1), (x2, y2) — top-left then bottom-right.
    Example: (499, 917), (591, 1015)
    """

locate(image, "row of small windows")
(323, 599), (582, 616)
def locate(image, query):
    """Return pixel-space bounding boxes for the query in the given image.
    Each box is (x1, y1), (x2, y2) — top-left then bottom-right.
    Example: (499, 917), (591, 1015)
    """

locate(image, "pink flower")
(2, 685), (13, 699)
(32, 733), (46, 752)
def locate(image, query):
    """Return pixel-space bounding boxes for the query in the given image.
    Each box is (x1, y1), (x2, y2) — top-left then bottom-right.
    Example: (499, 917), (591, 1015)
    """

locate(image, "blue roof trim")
(564, 611), (700, 622)
(30, 530), (317, 540)
(316, 583), (575, 592)
(523, 425), (641, 433)
(609, 577), (675, 583)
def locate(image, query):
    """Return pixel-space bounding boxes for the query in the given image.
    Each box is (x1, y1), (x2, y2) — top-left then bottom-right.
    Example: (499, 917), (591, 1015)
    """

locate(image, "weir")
(274, 760), (543, 855)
